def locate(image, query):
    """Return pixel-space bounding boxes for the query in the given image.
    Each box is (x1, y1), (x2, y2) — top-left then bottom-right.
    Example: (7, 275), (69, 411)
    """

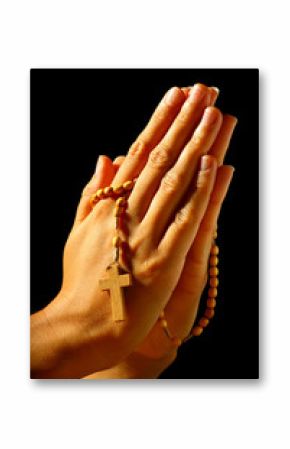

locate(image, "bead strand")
(158, 311), (183, 348)
(159, 229), (220, 345)
(90, 178), (137, 266)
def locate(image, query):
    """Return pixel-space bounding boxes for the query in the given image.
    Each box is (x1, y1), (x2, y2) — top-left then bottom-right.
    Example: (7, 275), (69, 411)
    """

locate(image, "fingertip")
(223, 114), (238, 128)
(200, 154), (217, 171)
(203, 106), (223, 126)
(113, 155), (126, 164)
(164, 86), (185, 106)
(218, 164), (235, 176)
(95, 154), (112, 172)
(216, 165), (235, 190)
(208, 86), (220, 104)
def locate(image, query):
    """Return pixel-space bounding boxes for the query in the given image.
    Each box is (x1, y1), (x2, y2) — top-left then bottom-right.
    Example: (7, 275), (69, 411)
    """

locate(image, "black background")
(30, 69), (259, 379)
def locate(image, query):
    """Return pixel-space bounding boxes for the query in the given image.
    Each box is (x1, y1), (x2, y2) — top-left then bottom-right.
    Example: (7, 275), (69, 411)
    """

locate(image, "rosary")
(90, 179), (219, 347)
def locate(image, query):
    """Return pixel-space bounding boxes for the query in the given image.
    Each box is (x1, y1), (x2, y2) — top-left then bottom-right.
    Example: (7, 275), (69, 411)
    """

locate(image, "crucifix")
(99, 263), (132, 321)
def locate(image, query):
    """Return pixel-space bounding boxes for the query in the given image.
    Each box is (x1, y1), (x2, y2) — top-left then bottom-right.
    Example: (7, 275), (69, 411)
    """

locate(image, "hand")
(83, 109), (236, 379)
(31, 84), (233, 378)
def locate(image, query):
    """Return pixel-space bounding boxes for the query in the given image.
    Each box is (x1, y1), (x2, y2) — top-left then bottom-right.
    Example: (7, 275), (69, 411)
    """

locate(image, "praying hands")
(30, 83), (237, 379)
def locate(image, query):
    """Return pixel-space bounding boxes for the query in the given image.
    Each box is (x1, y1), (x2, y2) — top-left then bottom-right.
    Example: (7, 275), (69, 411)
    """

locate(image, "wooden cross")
(99, 263), (132, 321)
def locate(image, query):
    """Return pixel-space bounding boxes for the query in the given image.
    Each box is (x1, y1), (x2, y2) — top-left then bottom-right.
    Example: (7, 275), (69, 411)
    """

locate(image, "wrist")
(30, 296), (68, 378)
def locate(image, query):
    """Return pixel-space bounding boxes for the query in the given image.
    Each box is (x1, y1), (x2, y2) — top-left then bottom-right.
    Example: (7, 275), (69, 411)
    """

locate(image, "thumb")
(74, 155), (115, 226)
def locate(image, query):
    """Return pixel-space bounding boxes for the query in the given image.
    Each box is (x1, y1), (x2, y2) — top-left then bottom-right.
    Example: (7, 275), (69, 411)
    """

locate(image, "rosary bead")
(204, 308), (215, 319)
(211, 245), (219, 256)
(160, 319), (168, 329)
(116, 197), (127, 208)
(207, 298), (217, 308)
(159, 310), (165, 319)
(171, 336), (182, 347)
(90, 193), (98, 206)
(209, 255), (219, 266)
(213, 231), (218, 239)
(209, 267), (219, 277)
(209, 277), (219, 287)
(199, 317), (210, 328)
(96, 188), (105, 199)
(112, 236), (122, 247)
(208, 287), (218, 298)
(104, 186), (113, 196)
(123, 180), (134, 191)
(113, 185), (124, 195)
(191, 326), (203, 337)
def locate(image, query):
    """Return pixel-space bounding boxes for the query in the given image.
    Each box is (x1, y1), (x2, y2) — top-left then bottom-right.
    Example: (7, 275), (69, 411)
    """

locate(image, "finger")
(140, 107), (223, 242)
(159, 155), (217, 261)
(209, 114), (238, 165)
(112, 86), (186, 185)
(162, 166), (235, 339)
(112, 86), (219, 187)
(74, 155), (115, 225)
(129, 84), (214, 219)
(182, 165), (235, 283)
(113, 155), (126, 172)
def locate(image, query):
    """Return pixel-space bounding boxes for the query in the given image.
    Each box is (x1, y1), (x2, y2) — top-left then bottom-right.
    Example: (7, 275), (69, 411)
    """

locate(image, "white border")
(0, 1), (289, 448)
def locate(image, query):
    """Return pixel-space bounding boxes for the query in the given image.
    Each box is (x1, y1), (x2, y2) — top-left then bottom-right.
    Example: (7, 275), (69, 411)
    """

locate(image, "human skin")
(83, 109), (237, 379)
(31, 84), (236, 379)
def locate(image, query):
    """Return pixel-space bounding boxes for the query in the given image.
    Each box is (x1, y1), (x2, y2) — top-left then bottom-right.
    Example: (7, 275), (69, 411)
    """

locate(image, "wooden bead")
(198, 317), (210, 328)
(209, 255), (219, 266)
(103, 186), (113, 196)
(113, 185), (124, 195)
(123, 180), (134, 191)
(209, 267), (219, 277)
(171, 336), (182, 347)
(204, 308), (215, 319)
(208, 287), (218, 298)
(116, 197), (127, 208)
(191, 326), (203, 337)
(90, 193), (98, 206)
(211, 245), (219, 256)
(213, 231), (218, 239)
(96, 188), (105, 199)
(209, 277), (219, 287)
(112, 236), (121, 247)
(160, 319), (168, 329)
(159, 310), (165, 319)
(207, 298), (217, 308)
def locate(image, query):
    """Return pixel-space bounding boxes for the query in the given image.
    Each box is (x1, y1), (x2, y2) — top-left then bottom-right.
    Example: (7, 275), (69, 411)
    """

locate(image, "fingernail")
(203, 107), (220, 126)
(165, 87), (182, 106)
(201, 155), (216, 171)
(208, 87), (220, 104)
(95, 155), (105, 173)
(211, 86), (220, 96)
(188, 83), (208, 103)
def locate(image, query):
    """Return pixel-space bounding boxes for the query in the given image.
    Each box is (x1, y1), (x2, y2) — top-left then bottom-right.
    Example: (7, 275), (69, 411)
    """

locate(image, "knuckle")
(176, 112), (190, 128)
(196, 170), (211, 190)
(128, 137), (149, 159)
(148, 145), (171, 170)
(161, 170), (182, 194)
(135, 257), (163, 284)
(192, 132), (204, 149)
(174, 207), (191, 228)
